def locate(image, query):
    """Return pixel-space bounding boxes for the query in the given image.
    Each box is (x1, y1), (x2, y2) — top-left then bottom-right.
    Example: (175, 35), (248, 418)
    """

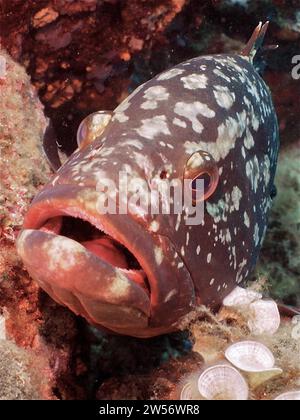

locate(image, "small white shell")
(225, 341), (275, 372)
(180, 383), (194, 400)
(248, 300), (281, 336)
(225, 341), (283, 388)
(198, 365), (249, 400)
(223, 286), (262, 307)
(180, 373), (202, 400)
(274, 391), (300, 400)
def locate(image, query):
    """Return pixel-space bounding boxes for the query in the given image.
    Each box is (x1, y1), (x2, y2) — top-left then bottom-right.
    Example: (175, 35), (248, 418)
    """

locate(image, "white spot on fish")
(157, 68), (185, 80)
(183, 141), (203, 155)
(246, 156), (259, 193)
(254, 223), (260, 246)
(150, 220), (159, 232)
(213, 85), (236, 110)
(164, 289), (177, 302)
(154, 246), (164, 265)
(175, 213), (181, 231)
(186, 232), (190, 246)
(43, 236), (87, 272)
(173, 118), (187, 128)
(181, 73), (208, 90)
(141, 86), (169, 110)
(121, 139), (144, 150)
(113, 101), (130, 123)
(174, 101), (215, 134)
(213, 68), (231, 82)
(231, 186), (242, 211)
(244, 211), (250, 228)
(244, 128), (255, 149)
(197, 110), (247, 162)
(110, 272), (131, 298)
(136, 115), (171, 140)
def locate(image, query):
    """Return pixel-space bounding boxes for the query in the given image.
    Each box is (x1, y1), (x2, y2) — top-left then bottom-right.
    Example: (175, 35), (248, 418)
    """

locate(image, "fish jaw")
(17, 184), (195, 337)
(17, 229), (151, 331)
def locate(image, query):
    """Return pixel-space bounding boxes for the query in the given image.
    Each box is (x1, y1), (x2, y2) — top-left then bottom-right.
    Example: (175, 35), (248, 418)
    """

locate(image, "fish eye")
(77, 111), (112, 150)
(184, 151), (219, 203)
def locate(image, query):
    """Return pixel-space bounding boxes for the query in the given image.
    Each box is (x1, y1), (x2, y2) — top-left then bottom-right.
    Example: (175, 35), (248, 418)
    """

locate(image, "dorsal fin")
(241, 21), (270, 61)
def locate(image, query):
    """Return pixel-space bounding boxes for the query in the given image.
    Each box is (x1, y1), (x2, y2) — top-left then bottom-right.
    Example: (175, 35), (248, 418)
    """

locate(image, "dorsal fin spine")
(241, 21), (270, 62)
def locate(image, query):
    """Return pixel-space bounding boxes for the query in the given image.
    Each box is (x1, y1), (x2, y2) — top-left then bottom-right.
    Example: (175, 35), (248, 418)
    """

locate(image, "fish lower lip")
(17, 228), (151, 330)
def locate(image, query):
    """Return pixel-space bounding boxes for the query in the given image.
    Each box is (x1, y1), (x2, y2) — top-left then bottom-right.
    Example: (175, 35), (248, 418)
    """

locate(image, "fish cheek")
(184, 151), (220, 204)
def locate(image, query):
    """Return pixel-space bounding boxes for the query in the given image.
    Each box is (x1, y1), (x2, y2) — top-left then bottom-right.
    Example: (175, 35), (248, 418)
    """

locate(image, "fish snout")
(17, 184), (196, 337)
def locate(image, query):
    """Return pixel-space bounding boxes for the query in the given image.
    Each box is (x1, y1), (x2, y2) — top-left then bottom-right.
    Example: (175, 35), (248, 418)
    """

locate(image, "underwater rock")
(0, 340), (51, 400)
(0, 50), (86, 399)
(258, 142), (300, 307)
(0, 50), (50, 242)
(1, 0), (298, 153)
(97, 351), (203, 400)
(0, 0), (188, 156)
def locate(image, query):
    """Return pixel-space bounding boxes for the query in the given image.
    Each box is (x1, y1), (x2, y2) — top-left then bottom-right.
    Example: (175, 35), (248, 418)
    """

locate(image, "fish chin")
(17, 185), (195, 337)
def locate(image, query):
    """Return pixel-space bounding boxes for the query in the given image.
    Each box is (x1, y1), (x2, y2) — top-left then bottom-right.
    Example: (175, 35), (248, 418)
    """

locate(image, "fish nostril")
(160, 170), (168, 180)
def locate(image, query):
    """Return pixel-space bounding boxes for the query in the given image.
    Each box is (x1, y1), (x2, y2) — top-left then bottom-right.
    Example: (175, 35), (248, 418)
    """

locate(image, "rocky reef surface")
(0, 50), (87, 400)
(0, 0), (299, 400)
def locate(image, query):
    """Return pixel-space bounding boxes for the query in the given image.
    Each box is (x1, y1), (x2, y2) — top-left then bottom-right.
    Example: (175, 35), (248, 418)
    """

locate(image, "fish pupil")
(192, 172), (211, 192)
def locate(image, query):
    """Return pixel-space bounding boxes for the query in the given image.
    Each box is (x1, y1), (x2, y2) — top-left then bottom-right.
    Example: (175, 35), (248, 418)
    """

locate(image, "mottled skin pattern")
(17, 26), (279, 338)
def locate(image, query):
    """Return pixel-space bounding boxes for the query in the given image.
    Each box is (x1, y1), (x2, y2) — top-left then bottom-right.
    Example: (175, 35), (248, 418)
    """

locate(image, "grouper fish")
(17, 23), (279, 338)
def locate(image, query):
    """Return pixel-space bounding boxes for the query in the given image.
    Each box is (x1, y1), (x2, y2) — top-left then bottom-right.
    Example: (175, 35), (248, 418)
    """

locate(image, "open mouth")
(18, 186), (196, 337)
(40, 215), (151, 295)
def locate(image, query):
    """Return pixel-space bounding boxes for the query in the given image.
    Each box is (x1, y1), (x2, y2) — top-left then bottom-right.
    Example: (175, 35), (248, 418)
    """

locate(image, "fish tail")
(241, 21), (274, 62)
